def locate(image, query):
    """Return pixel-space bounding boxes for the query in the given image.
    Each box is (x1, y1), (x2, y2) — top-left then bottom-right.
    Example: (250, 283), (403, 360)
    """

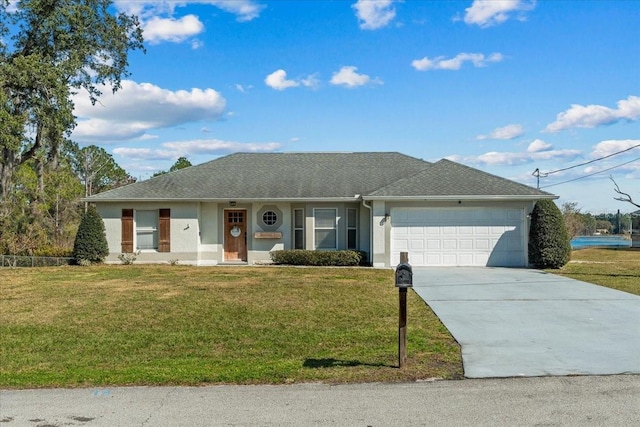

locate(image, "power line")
(540, 156), (640, 189)
(540, 143), (640, 177)
(532, 143), (640, 188)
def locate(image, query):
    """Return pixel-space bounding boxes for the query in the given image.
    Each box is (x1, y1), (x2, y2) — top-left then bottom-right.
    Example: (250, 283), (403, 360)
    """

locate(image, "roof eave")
(84, 196), (362, 203)
(363, 194), (558, 202)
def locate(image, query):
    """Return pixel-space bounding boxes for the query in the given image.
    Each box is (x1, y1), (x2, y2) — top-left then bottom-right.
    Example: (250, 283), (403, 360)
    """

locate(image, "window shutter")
(121, 209), (134, 252)
(158, 209), (171, 252)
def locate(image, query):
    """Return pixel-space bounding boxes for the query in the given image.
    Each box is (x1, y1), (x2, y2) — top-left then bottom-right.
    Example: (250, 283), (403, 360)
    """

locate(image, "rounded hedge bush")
(73, 205), (109, 264)
(528, 199), (571, 269)
(270, 250), (367, 266)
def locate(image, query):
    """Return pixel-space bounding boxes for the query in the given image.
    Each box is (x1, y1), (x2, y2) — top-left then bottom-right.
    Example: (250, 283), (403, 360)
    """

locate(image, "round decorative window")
(262, 211), (278, 226)
(257, 205), (282, 231)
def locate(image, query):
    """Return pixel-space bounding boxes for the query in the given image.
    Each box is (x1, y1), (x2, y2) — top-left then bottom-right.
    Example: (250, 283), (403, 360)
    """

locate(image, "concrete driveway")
(411, 267), (640, 378)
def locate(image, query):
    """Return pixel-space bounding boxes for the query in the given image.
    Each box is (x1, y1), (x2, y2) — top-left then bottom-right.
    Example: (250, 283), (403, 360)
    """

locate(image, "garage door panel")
(427, 239), (440, 249)
(475, 239), (491, 250)
(459, 239), (473, 250)
(410, 239), (424, 250)
(391, 207), (526, 267)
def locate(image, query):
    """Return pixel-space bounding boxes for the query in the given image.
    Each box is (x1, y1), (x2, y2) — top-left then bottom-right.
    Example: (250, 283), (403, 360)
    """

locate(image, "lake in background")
(570, 235), (632, 250)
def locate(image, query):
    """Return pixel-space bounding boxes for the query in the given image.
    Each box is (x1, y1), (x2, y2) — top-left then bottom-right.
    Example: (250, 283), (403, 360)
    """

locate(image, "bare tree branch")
(610, 176), (640, 208)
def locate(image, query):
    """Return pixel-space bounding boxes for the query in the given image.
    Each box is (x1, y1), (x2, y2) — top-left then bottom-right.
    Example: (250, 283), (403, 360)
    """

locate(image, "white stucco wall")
(97, 202), (201, 264)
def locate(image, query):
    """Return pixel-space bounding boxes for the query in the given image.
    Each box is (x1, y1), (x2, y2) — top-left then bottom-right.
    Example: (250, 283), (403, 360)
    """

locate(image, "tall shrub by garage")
(73, 205), (109, 264)
(528, 199), (571, 269)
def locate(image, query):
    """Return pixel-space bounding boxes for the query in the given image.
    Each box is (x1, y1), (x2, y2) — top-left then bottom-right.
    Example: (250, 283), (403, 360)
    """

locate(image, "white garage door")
(391, 208), (526, 267)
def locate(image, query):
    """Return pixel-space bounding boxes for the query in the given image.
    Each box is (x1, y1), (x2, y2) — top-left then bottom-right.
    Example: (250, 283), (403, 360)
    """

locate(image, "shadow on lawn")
(303, 358), (393, 369)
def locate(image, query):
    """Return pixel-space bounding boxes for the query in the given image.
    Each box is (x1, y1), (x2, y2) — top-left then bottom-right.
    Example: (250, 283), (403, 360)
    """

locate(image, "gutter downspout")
(361, 197), (373, 266)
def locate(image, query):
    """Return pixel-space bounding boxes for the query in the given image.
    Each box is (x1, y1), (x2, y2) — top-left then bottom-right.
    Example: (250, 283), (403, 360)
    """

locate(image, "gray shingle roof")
(85, 152), (554, 201)
(368, 159), (553, 198)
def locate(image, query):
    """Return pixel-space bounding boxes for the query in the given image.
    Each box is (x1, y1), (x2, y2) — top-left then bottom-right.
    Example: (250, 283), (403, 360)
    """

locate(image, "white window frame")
(135, 210), (158, 251)
(347, 208), (357, 250)
(293, 208), (305, 250)
(313, 208), (338, 250)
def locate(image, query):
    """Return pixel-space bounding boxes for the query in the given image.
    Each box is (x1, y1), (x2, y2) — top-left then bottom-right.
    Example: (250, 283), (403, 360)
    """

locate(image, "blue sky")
(67, 0), (639, 213)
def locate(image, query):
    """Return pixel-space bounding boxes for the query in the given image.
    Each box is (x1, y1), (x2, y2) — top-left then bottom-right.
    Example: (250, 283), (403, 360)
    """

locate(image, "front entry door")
(224, 210), (247, 262)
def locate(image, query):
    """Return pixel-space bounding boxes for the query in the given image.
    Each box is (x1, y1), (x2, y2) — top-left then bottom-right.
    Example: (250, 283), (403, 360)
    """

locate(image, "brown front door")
(224, 210), (247, 262)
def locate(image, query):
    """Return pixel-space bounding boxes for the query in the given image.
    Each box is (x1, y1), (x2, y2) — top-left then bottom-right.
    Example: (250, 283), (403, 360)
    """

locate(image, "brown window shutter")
(158, 209), (171, 252)
(121, 209), (134, 252)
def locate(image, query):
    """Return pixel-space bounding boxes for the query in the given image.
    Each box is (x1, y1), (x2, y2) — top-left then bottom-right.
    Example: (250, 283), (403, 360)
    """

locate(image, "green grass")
(548, 248), (640, 296)
(0, 266), (462, 389)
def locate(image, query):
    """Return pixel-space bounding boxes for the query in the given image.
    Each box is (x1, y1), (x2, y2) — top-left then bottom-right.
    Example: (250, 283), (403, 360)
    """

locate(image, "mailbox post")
(395, 252), (413, 368)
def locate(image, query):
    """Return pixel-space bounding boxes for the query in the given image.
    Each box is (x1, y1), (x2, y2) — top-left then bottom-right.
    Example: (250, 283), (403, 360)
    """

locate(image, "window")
(294, 209), (304, 249)
(122, 209), (170, 253)
(257, 205), (282, 231)
(347, 208), (357, 250)
(262, 210), (277, 226)
(314, 208), (337, 250)
(136, 210), (158, 250)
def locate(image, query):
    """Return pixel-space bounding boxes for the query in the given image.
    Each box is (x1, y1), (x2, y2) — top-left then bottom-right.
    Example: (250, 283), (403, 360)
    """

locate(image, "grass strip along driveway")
(550, 248), (640, 296)
(0, 266), (461, 388)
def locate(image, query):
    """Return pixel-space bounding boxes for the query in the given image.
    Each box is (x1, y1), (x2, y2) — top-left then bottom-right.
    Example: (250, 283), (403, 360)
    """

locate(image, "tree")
(152, 157), (192, 177)
(561, 202), (583, 238)
(66, 142), (135, 201)
(73, 204), (108, 264)
(595, 219), (613, 234)
(170, 156), (192, 172)
(610, 176), (640, 209)
(0, 0), (144, 202)
(529, 199), (571, 269)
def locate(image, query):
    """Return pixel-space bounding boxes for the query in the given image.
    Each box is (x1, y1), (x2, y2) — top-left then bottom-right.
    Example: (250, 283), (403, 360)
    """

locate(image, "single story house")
(85, 152), (556, 267)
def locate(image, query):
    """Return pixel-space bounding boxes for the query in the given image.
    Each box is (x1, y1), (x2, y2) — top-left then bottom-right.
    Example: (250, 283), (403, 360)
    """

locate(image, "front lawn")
(548, 248), (640, 296)
(0, 266), (462, 388)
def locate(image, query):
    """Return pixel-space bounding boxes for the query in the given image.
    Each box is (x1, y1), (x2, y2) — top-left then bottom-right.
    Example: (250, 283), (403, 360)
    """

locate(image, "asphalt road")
(1, 375), (639, 426)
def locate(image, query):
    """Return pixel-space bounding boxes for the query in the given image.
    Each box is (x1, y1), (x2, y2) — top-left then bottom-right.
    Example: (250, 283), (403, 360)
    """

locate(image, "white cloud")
(352, 0), (397, 30)
(143, 15), (204, 44)
(457, 140), (580, 166)
(264, 69), (300, 91)
(527, 139), (552, 153)
(72, 80), (226, 142)
(6, 0), (19, 12)
(330, 66), (381, 88)
(412, 52), (503, 71)
(545, 96), (640, 132)
(301, 74), (321, 89)
(463, 0), (536, 28)
(475, 148), (581, 166)
(477, 123), (524, 140)
(114, 1), (264, 22)
(113, 1), (263, 46)
(113, 147), (177, 161)
(208, 0), (265, 22)
(113, 139), (281, 161)
(191, 39), (204, 49)
(264, 70), (320, 91)
(163, 139), (282, 155)
(235, 84), (253, 93)
(591, 139), (640, 158)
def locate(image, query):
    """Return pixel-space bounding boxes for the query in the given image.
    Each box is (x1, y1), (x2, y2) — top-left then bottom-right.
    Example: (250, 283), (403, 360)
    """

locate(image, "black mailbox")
(395, 263), (413, 288)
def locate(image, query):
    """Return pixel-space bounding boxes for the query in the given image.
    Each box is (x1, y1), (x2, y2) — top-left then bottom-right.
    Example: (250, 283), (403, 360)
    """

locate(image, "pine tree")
(73, 205), (109, 264)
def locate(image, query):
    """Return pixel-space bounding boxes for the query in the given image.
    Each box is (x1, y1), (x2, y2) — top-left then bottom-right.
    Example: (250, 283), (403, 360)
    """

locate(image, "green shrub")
(32, 246), (73, 257)
(270, 250), (368, 266)
(528, 199), (571, 269)
(73, 206), (109, 264)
